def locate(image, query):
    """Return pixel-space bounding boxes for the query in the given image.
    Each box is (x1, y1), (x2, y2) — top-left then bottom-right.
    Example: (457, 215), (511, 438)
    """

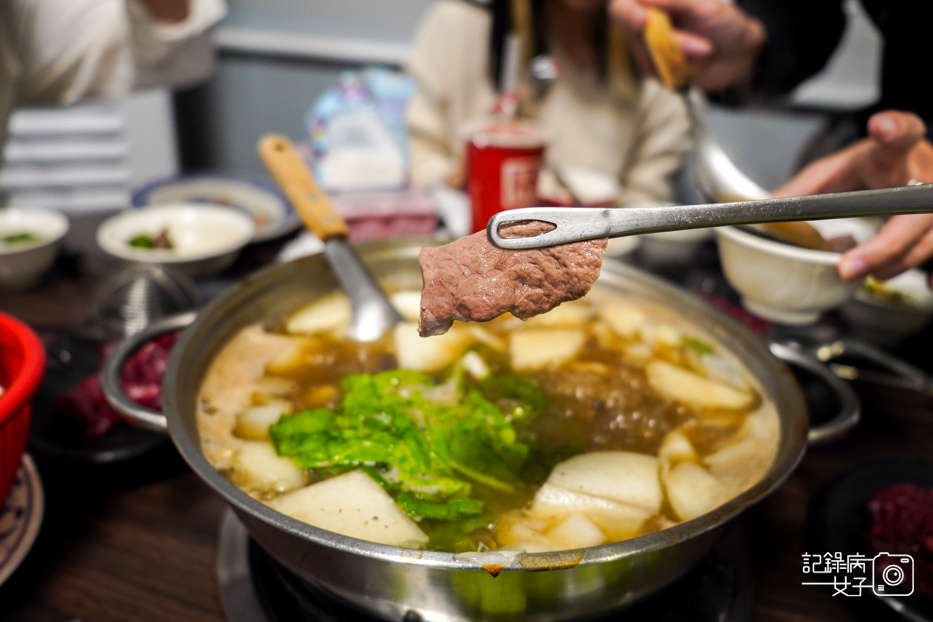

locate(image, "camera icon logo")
(872, 553), (914, 597)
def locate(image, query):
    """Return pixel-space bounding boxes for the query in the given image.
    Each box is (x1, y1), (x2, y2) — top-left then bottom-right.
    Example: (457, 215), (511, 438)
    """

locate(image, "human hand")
(140, 0), (190, 23)
(772, 111), (933, 285)
(608, 0), (766, 92)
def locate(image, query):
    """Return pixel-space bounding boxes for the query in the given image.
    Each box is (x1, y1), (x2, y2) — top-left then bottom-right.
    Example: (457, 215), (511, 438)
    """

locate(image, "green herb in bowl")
(1, 232), (41, 246)
(861, 276), (916, 307)
(127, 228), (174, 250)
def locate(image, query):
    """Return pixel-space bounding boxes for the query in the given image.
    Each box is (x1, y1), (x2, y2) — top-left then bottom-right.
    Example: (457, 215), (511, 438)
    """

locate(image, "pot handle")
(100, 311), (198, 434)
(768, 340), (861, 446)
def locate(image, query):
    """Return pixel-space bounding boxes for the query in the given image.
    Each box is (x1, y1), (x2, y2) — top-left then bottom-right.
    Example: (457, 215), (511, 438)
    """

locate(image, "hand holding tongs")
(486, 183), (933, 250)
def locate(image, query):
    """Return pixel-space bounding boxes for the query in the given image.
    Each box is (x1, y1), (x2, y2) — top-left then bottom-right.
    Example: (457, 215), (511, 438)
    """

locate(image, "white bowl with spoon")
(715, 218), (877, 325)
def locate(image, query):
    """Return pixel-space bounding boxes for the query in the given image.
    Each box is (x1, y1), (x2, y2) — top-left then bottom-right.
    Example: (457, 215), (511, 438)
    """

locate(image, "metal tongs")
(487, 183), (933, 249)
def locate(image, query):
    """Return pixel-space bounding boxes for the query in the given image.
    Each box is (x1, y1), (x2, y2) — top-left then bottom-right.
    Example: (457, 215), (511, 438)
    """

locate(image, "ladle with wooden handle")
(258, 134), (403, 342)
(643, 8), (829, 250)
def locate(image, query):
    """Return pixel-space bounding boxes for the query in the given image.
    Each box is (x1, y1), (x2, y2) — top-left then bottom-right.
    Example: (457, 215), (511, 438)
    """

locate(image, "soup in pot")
(196, 286), (779, 553)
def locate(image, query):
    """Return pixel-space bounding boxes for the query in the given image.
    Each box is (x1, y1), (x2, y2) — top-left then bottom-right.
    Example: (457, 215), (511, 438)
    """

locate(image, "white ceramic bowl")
(839, 269), (933, 346)
(97, 203), (256, 279)
(0, 208), (70, 293)
(715, 218), (876, 325)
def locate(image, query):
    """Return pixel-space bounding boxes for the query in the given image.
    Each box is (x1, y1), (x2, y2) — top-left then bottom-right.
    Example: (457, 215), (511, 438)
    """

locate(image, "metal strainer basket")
(89, 265), (199, 339)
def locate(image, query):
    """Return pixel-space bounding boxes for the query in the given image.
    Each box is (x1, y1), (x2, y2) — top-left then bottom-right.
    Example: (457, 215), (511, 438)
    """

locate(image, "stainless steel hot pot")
(102, 237), (849, 622)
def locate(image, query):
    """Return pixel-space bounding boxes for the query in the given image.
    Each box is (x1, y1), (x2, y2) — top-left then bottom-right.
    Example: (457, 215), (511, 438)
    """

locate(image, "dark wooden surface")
(1, 225), (932, 622)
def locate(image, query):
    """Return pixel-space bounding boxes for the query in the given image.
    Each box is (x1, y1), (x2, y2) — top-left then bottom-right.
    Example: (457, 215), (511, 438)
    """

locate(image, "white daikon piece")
(702, 438), (762, 490)
(233, 441), (305, 494)
(622, 343), (653, 365)
(640, 323), (682, 350)
(496, 518), (554, 550)
(459, 350), (490, 380)
(499, 540), (555, 553)
(268, 470), (429, 548)
(531, 484), (651, 537)
(234, 402), (291, 441)
(393, 322), (473, 372)
(469, 325), (507, 351)
(286, 293), (351, 336)
(251, 376), (299, 402)
(646, 360), (754, 410)
(509, 328), (585, 371)
(663, 461), (729, 521)
(658, 429), (697, 476)
(696, 353), (750, 391)
(389, 290), (423, 322)
(524, 299), (592, 327)
(545, 451), (662, 513)
(264, 336), (322, 375)
(703, 404), (779, 491)
(546, 513), (606, 550)
(596, 300), (647, 338)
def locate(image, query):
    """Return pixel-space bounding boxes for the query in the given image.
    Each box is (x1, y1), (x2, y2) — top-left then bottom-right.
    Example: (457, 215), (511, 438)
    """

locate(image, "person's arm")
(127, 0), (226, 90)
(13, 0), (134, 106)
(13, 0), (225, 106)
(616, 82), (692, 206)
(140, 0), (190, 22)
(773, 110), (933, 284)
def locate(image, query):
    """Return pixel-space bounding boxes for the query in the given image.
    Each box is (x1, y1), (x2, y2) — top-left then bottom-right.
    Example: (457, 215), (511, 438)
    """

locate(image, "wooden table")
(1, 229), (932, 622)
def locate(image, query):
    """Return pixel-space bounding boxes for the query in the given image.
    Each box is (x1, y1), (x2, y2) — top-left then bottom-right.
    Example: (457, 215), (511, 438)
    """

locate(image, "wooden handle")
(258, 134), (348, 239)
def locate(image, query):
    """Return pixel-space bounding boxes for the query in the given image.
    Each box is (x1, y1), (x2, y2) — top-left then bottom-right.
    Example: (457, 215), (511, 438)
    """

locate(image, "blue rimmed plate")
(0, 455), (43, 586)
(132, 173), (299, 243)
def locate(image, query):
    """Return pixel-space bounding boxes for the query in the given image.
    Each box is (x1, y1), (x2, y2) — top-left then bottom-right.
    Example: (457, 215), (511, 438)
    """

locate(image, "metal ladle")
(683, 86), (770, 204)
(683, 87), (835, 250)
(486, 183), (933, 249)
(258, 135), (403, 342)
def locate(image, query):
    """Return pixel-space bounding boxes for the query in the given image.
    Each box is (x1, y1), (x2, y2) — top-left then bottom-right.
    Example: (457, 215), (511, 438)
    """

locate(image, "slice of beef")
(418, 221), (608, 336)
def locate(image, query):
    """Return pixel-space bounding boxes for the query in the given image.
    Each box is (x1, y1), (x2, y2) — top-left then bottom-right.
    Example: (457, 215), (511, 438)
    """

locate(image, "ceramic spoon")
(486, 183), (933, 249)
(258, 134), (403, 342)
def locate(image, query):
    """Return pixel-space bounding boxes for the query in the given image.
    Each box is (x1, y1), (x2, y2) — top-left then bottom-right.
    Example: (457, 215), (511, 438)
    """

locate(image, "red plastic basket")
(0, 312), (46, 505)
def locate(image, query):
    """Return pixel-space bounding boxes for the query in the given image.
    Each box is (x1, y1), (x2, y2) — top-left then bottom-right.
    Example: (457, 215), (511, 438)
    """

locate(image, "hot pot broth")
(196, 287), (778, 553)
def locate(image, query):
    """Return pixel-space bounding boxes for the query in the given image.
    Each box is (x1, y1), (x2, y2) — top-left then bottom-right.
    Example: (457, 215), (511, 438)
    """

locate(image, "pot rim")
(163, 237), (809, 571)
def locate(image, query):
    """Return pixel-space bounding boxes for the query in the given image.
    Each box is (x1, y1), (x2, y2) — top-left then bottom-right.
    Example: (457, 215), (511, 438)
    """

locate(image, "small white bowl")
(839, 269), (933, 346)
(0, 208), (70, 293)
(96, 203), (256, 279)
(715, 218), (876, 325)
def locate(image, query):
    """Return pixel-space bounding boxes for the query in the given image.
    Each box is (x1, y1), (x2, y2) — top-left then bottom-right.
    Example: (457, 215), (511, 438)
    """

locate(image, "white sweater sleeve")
(13, 0), (225, 106)
(127, 0), (227, 90)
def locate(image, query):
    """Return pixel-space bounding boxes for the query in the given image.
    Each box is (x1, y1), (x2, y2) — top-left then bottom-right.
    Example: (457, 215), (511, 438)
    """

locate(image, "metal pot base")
(217, 509), (756, 622)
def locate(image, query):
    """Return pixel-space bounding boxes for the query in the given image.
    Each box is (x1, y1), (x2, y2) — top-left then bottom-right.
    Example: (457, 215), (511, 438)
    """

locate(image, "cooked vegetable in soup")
(196, 287), (779, 553)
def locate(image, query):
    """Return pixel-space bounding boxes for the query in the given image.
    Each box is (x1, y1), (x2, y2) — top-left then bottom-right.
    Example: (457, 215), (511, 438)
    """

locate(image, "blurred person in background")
(610, 0), (933, 285)
(406, 0), (692, 209)
(0, 0), (226, 151)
